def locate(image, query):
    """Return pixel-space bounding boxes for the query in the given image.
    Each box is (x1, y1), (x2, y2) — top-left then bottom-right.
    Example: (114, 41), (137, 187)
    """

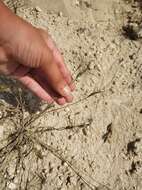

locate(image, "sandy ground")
(0, 0), (142, 190)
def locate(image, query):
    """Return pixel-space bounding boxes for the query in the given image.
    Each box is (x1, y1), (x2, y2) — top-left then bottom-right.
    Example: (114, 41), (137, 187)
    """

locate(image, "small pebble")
(35, 6), (42, 12)
(58, 11), (63, 17)
(89, 62), (94, 70)
(74, 0), (80, 6)
(65, 107), (70, 112)
(8, 182), (17, 190)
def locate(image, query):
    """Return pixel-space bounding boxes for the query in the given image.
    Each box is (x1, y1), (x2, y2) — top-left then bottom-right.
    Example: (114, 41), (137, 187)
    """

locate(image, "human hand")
(0, 3), (75, 105)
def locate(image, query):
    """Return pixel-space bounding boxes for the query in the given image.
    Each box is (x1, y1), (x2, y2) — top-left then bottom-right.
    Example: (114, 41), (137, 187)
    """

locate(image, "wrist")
(0, 2), (32, 43)
(0, 2), (17, 42)
(0, 2), (32, 58)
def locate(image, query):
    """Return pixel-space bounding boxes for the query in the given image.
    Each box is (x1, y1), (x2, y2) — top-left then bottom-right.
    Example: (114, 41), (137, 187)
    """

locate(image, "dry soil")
(0, 0), (142, 190)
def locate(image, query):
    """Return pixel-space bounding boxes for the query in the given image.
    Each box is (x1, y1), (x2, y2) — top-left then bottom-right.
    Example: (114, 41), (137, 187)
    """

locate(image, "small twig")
(24, 90), (103, 128)
(35, 120), (92, 134)
(29, 135), (112, 190)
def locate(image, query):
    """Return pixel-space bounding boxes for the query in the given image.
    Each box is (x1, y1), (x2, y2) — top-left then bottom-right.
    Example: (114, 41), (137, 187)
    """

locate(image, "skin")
(0, 2), (75, 105)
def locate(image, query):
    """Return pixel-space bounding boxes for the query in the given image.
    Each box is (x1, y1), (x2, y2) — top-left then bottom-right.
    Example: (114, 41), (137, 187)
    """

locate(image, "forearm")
(0, 1), (15, 20)
(0, 2), (17, 41)
(0, 2), (30, 45)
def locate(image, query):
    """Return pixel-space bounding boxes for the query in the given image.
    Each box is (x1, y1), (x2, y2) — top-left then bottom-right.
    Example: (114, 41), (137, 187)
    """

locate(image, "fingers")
(31, 69), (67, 105)
(17, 74), (54, 104)
(12, 65), (67, 105)
(10, 28), (75, 104)
(40, 53), (73, 103)
(51, 44), (75, 91)
(10, 59), (70, 105)
(40, 30), (75, 91)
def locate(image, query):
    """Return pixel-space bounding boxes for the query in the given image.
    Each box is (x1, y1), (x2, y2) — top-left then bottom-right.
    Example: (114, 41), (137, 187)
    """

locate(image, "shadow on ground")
(0, 76), (42, 114)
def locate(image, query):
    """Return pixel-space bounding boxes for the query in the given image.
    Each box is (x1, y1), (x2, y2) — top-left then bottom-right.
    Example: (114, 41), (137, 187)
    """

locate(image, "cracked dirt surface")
(0, 0), (142, 190)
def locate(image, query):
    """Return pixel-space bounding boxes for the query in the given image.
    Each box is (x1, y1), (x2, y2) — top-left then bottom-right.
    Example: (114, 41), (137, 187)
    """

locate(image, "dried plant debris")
(102, 123), (113, 143)
(0, 0), (142, 189)
(127, 138), (141, 156)
(129, 160), (141, 175)
(123, 0), (142, 9)
(122, 24), (142, 40)
(122, 0), (142, 40)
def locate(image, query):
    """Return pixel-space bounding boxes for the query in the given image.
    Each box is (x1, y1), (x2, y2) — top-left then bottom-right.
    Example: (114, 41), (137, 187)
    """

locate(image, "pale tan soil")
(0, 0), (142, 190)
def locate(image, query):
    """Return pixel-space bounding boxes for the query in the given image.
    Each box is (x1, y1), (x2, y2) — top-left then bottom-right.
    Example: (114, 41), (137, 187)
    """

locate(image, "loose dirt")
(0, 0), (142, 190)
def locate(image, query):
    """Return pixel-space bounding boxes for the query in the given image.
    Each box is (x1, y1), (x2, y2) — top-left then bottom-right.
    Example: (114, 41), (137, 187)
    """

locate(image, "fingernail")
(63, 86), (73, 102)
(63, 86), (72, 96)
